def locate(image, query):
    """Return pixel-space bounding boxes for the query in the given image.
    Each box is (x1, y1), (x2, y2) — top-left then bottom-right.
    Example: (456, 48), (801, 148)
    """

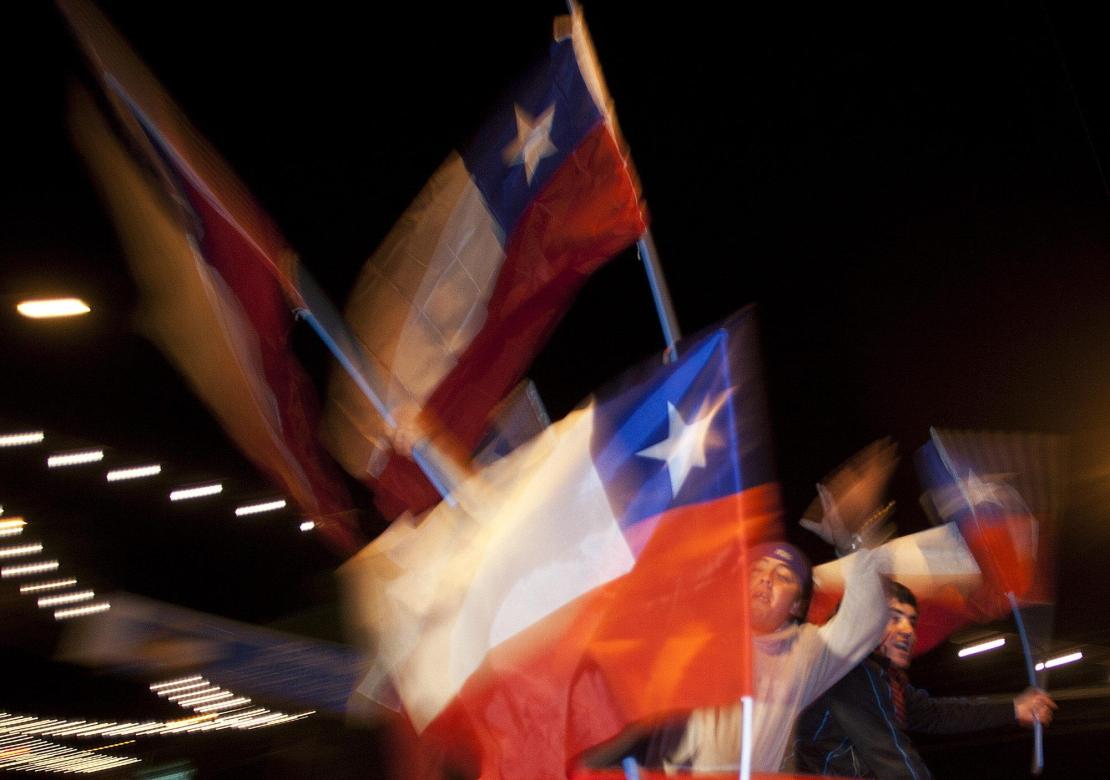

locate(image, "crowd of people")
(595, 439), (1056, 778)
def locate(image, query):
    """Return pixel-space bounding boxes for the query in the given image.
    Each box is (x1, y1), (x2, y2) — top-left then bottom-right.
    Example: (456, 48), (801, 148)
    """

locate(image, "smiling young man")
(793, 582), (1057, 779)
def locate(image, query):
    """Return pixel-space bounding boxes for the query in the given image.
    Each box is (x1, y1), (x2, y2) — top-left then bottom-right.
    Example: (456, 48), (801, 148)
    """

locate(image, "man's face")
(749, 556), (803, 634)
(877, 598), (918, 669)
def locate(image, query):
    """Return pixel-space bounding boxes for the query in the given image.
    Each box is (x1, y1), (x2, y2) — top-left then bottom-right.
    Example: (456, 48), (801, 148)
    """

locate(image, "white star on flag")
(960, 471), (1009, 508)
(637, 396), (727, 498)
(502, 103), (557, 184)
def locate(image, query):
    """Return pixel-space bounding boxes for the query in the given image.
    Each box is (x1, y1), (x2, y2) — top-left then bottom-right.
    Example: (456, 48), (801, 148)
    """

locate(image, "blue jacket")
(793, 655), (1015, 778)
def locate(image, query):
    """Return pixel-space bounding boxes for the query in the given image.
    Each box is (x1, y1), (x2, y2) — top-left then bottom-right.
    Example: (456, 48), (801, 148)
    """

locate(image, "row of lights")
(0, 509), (108, 622)
(1, 432), (299, 524)
(958, 636), (1085, 671)
(0, 734), (139, 774)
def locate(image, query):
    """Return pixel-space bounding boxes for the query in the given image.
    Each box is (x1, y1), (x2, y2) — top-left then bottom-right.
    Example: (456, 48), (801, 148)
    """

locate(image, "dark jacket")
(793, 655), (1015, 778)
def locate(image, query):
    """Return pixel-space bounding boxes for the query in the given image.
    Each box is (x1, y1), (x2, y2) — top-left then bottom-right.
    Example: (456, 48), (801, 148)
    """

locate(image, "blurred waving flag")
(341, 308), (780, 779)
(59, 0), (361, 553)
(808, 428), (1063, 656)
(323, 7), (648, 520)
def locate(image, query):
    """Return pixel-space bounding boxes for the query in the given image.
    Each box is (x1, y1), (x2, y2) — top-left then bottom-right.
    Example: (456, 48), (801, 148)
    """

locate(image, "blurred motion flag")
(341, 308), (780, 778)
(322, 7), (648, 520)
(59, 0), (361, 553)
(808, 428), (1063, 656)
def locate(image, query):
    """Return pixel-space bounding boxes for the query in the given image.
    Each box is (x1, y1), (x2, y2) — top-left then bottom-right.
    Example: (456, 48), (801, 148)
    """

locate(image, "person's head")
(877, 581), (918, 669)
(749, 542), (812, 634)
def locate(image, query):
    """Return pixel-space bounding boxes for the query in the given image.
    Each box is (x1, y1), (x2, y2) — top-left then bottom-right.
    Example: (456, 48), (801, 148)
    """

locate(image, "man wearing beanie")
(793, 580), (1056, 778)
(614, 439), (901, 773)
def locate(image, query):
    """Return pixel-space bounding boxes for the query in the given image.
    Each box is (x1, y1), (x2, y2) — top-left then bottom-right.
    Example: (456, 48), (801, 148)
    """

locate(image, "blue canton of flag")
(461, 32), (604, 234)
(591, 306), (775, 549)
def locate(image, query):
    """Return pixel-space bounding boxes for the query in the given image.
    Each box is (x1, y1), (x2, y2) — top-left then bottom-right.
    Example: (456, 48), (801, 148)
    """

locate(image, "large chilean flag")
(342, 308), (781, 779)
(323, 9), (648, 520)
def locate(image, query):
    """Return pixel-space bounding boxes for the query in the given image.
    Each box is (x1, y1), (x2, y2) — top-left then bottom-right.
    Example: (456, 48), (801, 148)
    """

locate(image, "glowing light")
(0, 543), (42, 559)
(235, 499), (287, 516)
(53, 601), (110, 620)
(150, 675), (205, 691)
(159, 684), (211, 698)
(19, 578), (77, 594)
(177, 691), (232, 707)
(1035, 651), (1083, 671)
(0, 518), (28, 538)
(299, 520), (315, 532)
(957, 637), (1006, 658)
(195, 697), (250, 713)
(2, 560), (59, 578)
(16, 298), (91, 319)
(106, 464), (161, 482)
(37, 590), (95, 608)
(47, 450), (104, 468)
(169, 483), (222, 501)
(0, 432), (44, 447)
(167, 686), (220, 702)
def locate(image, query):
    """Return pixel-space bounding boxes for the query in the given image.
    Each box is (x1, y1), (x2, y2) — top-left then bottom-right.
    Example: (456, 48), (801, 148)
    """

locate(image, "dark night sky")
(5, 1), (1110, 776)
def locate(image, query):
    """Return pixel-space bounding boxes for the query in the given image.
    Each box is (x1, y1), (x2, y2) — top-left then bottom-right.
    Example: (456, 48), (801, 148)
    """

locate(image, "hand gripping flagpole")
(930, 429), (1043, 775)
(293, 266), (464, 505)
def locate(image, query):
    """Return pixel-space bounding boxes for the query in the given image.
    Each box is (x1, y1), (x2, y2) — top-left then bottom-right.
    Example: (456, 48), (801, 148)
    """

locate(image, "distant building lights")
(47, 450), (104, 468)
(1, 560), (59, 578)
(16, 298), (91, 319)
(957, 637), (1006, 658)
(234, 499), (287, 517)
(106, 464), (161, 482)
(169, 483), (222, 501)
(0, 432), (44, 447)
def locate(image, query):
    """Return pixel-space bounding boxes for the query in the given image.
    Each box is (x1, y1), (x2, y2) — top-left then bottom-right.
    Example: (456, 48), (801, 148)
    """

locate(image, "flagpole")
(930, 429), (1043, 775)
(1008, 592), (1044, 775)
(637, 229), (682, 362)
(294, 268), (463, 505)
(738, 694), (753, 780)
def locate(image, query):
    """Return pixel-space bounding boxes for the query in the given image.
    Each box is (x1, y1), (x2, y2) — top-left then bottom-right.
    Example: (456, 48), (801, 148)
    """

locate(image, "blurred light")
(196, 697), (250, 713)
(150, 675), (204, 691)
(1035, 651), (1083, 671)
(47, 449), (104, 468)
(299, 520), (315, 532)
(2, 560), (59, 578)
(19, 578), (77, 593)
(37, 590), (95, 608)
(54, 601), (110, 620)
(169, 483), (222, 501)
(235, 499), (286, 516)
(106, 464), (161, 482)
(0, 543), (42, 559)
(0, 432), (44, 447)
(0, 517), (27, 538)
(168, 687), (220, 702)
(958, 637), (1006, 658)
(177, 691), (232, 707)
(157, 683), (210, 698)
(16, 298), (91, 319)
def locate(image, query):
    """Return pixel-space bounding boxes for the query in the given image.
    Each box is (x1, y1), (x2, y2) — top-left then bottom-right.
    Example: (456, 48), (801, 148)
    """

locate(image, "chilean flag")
(323, 8), (648, 520)
(59, 0), (361, 554)
(342, 308), (781, 778)
(806, 428), (1049, 657)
